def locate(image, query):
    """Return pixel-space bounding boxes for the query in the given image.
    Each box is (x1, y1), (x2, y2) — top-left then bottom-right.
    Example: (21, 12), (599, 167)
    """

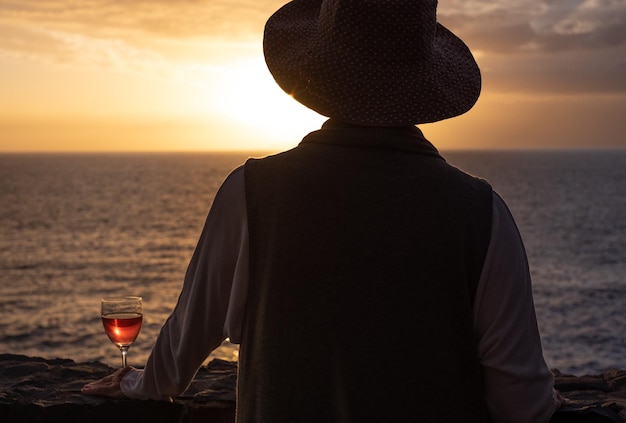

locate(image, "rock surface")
(1, 353), (625, 422)
(552, 368), (626, 422)
(0, 354), (235, 423)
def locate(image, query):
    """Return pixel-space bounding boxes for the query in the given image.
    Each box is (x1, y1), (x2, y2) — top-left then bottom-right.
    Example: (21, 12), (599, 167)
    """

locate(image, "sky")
(0, 0), (625, 152)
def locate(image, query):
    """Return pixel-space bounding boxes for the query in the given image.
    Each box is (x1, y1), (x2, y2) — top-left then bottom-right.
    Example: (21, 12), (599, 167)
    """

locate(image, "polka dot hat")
(263, 0), (481, 126)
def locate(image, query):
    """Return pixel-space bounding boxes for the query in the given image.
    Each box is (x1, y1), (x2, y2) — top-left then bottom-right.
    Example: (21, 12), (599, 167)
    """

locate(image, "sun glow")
(202, 57), (326, 143)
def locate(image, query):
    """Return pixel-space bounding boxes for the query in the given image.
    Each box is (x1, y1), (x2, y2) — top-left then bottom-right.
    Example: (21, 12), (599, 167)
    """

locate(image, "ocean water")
(0, 150), (624, 375)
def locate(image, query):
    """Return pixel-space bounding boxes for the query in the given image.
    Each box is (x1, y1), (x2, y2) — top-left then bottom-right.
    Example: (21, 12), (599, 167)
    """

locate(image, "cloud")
(481, 46), (626, 94)
(3, 0), (625, 54)
(438, 0), (626, 94)
(527, 0), (626, 51)
(0, 0), (283, 85)
(0, 0), (281, 39)
(440, 0), (626, 53)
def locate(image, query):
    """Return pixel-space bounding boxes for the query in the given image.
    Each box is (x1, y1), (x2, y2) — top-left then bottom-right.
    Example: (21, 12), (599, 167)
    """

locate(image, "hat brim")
(263, 0), (481, 126)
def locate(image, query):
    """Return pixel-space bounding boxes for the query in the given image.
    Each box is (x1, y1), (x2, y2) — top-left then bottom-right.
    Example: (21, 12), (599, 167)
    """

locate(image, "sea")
(0, 149), (624, 376)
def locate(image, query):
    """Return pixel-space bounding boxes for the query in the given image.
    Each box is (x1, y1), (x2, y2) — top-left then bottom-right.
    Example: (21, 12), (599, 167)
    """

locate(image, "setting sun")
(198, 57), (326, 143)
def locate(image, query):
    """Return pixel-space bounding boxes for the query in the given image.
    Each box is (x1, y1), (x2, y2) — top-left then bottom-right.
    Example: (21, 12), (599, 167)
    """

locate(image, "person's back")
(240, 122), (492, 422)
(82, 1), (561, 421)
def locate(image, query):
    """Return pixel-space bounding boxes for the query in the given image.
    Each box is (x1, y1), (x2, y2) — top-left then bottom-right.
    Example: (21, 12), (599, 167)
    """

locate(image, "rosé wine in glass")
(101, 296), (143, 367)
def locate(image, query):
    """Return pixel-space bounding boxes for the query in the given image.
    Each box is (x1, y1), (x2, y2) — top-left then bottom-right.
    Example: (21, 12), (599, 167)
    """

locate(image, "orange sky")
(1, 0), (625, 152)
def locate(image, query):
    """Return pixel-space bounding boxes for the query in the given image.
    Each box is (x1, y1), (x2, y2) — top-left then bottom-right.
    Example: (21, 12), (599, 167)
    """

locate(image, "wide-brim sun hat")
(263, 0), (481, 126)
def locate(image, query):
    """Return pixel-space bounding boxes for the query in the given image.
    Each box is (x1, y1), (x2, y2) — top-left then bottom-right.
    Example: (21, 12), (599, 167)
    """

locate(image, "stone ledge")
(0, 354), (235, 423)
(551, 368), (626, 422)
(1, 354), (625, 422)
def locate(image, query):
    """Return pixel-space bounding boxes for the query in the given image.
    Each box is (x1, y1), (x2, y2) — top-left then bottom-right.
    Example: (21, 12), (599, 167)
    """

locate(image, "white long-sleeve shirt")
(121, 165), (558, 422)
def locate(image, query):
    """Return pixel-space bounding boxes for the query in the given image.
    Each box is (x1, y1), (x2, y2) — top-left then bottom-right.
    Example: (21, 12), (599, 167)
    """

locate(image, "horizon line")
(1, 146), (625, 154)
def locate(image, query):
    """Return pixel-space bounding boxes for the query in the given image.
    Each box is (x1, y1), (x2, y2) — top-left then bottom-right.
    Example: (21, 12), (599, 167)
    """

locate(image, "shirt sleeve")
(121, 165), (248, 400)
(473, 191), (558, 422)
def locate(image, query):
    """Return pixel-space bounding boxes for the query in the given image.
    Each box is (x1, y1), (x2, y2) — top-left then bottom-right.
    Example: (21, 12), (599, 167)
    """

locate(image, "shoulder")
(215, 165), (245, 201)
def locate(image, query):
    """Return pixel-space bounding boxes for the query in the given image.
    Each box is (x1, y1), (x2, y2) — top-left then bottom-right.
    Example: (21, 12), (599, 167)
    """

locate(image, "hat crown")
(316, 0), (438, 62)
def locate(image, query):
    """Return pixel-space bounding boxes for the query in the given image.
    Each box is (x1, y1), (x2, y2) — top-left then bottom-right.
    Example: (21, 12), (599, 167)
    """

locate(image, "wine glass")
(101, 296), (143, 367)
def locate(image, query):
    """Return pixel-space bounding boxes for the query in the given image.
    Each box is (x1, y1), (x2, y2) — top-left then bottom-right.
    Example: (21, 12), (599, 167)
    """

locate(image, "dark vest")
(240, 120), (492, 422)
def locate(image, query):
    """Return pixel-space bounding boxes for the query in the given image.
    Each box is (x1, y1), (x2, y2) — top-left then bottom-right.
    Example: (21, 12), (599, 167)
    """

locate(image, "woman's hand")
(81, 366), (134, 398)
(555, 389), (572, 409)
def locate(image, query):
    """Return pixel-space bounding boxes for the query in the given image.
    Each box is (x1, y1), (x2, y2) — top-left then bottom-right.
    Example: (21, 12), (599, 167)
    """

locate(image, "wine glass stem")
(120, 346), (129, 367)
